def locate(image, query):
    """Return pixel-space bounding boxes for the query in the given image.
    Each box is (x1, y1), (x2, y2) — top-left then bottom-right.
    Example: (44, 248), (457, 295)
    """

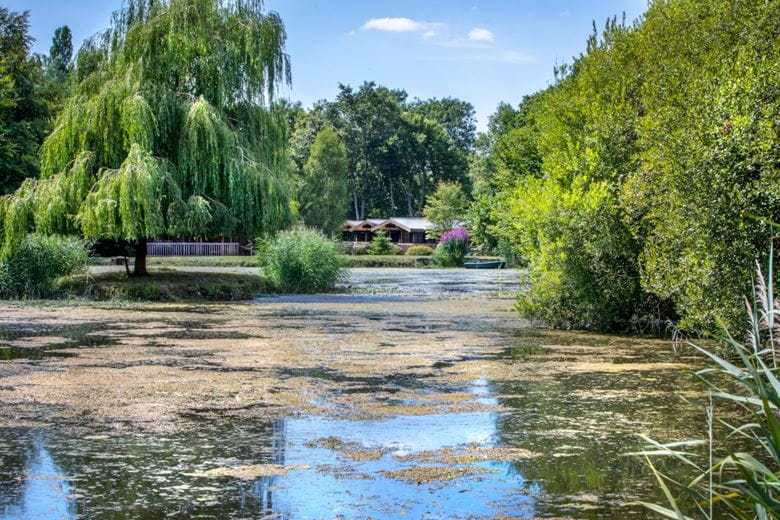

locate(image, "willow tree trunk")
(133, 238), (149, 276)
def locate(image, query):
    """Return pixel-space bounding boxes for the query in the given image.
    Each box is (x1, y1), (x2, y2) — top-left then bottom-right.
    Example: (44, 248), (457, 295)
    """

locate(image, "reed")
(633, 248), (780, 518)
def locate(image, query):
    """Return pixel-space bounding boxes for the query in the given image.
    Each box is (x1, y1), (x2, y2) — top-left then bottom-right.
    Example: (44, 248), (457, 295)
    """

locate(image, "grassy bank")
(88, 256), (262, 268)
(58, 270), (273, 302)
(342, 255), (431, 268)
(88, 255), (504, 269)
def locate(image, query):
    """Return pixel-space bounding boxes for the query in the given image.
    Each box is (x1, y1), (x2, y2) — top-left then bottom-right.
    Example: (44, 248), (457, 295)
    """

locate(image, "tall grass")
(633, 250), (780, 518)
(259, 227), (345, 293)
(0, 234), (87, 299)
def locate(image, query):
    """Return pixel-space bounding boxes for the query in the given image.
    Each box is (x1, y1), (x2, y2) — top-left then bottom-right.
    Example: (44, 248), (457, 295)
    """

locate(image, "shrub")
(259, 227), (344, 293)
(406, 245), (435, 256)
(367, 231), (394, 256)
(352, 244), (370, 256)
(0, 234), (87, 299)
(508, 177), (648, 331)
(433, 227), (470, 267)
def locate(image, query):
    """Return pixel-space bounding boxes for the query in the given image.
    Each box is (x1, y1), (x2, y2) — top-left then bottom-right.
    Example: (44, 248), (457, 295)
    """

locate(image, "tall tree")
(48, 26), (72, 76)
(423, 181), (469, 237)
(299, 126), (348, 236)
(410, 97), (477, 153)
(0, 0), (294, 275)
(0, 8), (49, 195)
(290, 82), (469, 219)
(476, 0), (780, 333)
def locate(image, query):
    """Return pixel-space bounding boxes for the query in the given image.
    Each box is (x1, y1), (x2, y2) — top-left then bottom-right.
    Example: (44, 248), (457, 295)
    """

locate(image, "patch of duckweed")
(186, 463), (309, 480)
(380, 465), (499, 484)
(306, 436), (388, 461)
(394, 444), (541, 464)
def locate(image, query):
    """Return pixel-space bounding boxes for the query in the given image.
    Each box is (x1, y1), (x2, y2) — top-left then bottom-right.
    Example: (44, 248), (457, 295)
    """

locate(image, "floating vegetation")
(186, 463), (309, 480)
(394, 444), (541, 465)
(0, 278), (709, 517)
(380, 465), (498, 484)
(306, 436), (388, 461)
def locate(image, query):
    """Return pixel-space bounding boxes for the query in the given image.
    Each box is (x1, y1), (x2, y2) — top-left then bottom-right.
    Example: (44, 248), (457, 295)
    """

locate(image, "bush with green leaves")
(433, 227), (470, 267)
(367, 231), (393, 256)
(259, 228), (344, 293)
(406, 245), (435, 256)
(510, 177), (648, 331)
(0, 234), (87, 299)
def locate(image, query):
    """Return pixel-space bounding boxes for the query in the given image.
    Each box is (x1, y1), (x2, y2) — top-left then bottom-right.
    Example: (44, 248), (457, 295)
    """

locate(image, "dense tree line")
(288, 83), (474, 222)
(471, 0), (780, 333)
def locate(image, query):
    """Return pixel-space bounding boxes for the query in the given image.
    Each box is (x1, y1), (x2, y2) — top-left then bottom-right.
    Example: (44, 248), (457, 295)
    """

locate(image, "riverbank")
(57, 270), (273, 301)
(87, 255), (506, 269)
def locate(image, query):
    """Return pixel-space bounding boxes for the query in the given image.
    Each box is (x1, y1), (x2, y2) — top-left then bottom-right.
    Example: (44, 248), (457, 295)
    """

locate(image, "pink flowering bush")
(434, 227), (470, 267)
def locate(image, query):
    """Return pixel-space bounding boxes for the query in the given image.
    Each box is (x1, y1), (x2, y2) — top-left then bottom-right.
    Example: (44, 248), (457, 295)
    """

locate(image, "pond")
(0, 269), (708, 518)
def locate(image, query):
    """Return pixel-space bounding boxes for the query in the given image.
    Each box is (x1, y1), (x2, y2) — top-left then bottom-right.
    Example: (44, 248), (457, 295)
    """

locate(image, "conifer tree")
(299, 126), (348, 236)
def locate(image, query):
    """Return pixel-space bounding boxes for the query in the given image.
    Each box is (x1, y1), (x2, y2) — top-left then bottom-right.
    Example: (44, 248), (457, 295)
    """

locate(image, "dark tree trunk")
(133, 238), (149, 276)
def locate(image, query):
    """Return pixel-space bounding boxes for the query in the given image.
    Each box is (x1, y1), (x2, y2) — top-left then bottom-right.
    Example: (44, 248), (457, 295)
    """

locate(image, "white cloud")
(468, 27), (495, 43)
(361, 17), (443, 37)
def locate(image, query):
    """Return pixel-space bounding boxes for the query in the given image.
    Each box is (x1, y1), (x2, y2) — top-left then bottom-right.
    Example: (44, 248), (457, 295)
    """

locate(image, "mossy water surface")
(0, 271), (711, 518)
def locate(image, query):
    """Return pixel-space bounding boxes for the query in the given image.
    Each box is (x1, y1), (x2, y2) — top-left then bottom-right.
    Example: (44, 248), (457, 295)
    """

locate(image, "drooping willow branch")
(0, 0), (293, 257)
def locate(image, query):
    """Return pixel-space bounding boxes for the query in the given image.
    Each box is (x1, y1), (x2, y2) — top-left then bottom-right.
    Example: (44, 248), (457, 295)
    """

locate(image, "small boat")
(464, 260), (506, 269)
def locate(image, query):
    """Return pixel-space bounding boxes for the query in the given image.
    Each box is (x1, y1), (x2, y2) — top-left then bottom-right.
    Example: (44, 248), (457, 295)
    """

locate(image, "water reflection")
(0, 382), (541, 518)
(1, 436), (72, 519)
(271, 410), (538, 518)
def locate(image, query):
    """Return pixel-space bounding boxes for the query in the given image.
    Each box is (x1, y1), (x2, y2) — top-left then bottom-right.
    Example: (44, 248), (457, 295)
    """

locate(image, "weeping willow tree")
(0, 0), (294, 275)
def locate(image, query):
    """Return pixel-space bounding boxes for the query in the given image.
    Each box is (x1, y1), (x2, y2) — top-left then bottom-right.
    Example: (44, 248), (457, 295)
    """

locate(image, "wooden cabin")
(342, 218), (436, 248)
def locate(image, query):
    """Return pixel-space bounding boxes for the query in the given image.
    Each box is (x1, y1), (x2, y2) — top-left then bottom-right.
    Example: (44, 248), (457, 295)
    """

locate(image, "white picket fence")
(147, 242), (242, 257)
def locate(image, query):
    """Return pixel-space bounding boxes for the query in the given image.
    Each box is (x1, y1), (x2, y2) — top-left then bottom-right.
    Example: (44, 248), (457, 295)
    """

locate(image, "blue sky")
(9, 0), (647, 131)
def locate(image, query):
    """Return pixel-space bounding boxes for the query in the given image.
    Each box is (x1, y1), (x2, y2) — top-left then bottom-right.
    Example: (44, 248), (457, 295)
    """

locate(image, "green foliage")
(48, 26), (73, 76)
(423, 181), (469, 237)
(636, 257), (780, 518)
(409, 97), (476, 153)
(0, 0), (294, 274)
(299, 126), (349, 236)
(474, 0), (780, 332)
(406, 245), (435, 256)
(367, 231), (393, 256)
(0, 234), (86, 298)
(288, 82), (470, 219)
(259, 227), (344, 293)
(0, 8), (52, 195)
(510, 177), (643, 331)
